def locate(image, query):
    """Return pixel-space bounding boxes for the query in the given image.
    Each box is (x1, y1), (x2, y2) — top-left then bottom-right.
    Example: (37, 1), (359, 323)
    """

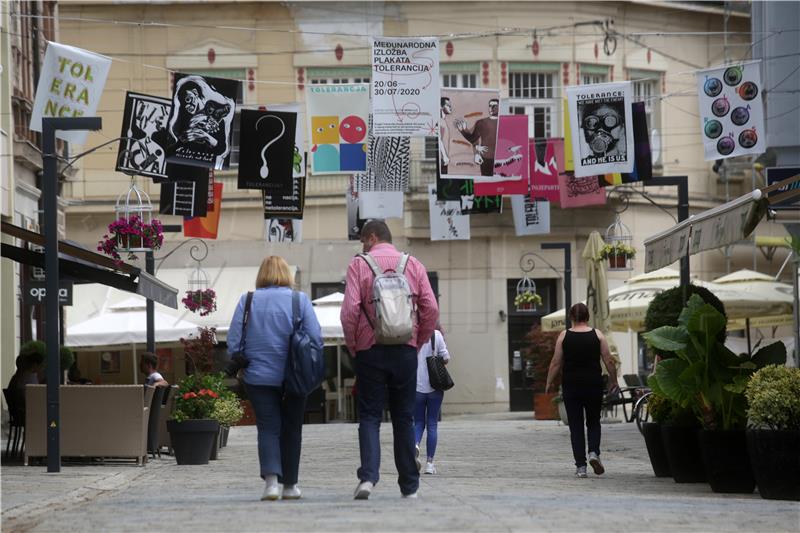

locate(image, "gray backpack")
(358, 252), (415, 345)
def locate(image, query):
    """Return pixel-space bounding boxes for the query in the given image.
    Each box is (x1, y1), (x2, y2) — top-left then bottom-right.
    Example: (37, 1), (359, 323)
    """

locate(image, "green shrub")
(745, 365), (800, 431)
(646, 389), (671, 424)
(643, 284), (726, 359)
(211, 395), (244, 427)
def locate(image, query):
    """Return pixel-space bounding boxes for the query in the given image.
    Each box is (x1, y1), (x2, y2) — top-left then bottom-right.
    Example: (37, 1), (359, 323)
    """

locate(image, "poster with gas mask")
(566, 81), (634, 178)
(166, 74), (238, 170)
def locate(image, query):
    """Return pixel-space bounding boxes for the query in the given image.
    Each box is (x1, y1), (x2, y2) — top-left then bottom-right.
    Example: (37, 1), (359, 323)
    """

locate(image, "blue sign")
(766, 167), (800, 210)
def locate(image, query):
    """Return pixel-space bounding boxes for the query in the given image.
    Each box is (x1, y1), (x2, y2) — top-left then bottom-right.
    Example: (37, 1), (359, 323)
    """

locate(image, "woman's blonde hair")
(255, 256), (294, 288)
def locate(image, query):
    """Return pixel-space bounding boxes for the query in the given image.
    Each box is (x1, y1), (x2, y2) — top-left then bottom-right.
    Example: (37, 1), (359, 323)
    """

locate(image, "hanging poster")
(597, 101), (653, 186)
(530, 138), (562, 204)
(159, 171), (210, 218)
(370, 37), (439, 137)
(269, 103), (307, 178)
(307, 84), (369, 175)
(358, 191), (404, 219)
(266, 219), (303, 243)
(428, 184), (470, 241)
(207, 171), (216, 211)
(436, 156), (501, 214)
(695, 60), (764, 160)
(238, 109), (297, 191)
(356, 115), (410, 191)
(558, 174), (606, 208)
(566, 81), (634, 177)
(474, 115), (529, 196)
(116, 92), (171, 179)
(439, 88), (501, 179)
(162, 162), (209, 184)
(30, 42), (112, 145)
(261, 177), (305, 220)
(347, 179), (367, 241)
(184, 182), (223, 239)
(511, 197), (551, 236)
(166, 74), (238, 170)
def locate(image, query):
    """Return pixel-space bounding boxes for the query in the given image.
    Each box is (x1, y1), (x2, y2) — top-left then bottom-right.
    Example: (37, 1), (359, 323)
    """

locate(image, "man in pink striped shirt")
(341, 220), (439, 500)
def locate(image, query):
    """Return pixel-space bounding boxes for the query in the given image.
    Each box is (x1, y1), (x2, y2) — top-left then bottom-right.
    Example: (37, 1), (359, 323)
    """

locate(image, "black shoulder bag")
(426, 333), (454, 391)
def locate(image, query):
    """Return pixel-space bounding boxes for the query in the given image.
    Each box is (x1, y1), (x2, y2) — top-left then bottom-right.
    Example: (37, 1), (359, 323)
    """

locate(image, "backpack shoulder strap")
(358, 253), (383, 277)
(396, 253), (410, 275)
(430, 332), (436, 353)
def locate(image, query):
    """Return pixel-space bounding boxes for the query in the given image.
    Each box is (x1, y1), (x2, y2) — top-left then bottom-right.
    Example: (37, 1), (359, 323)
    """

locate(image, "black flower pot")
(661, 424), (706, 483)
(642, 423), (672, 478)
(167, 419), (219, 465)
(209, 429), (219, 461)
(221, 426), (230, 448)
(698, 429), (755, 493)
(747, 429), (800, 501)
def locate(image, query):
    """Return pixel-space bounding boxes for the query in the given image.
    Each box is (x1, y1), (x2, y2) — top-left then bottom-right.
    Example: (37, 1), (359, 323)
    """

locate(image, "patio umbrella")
(583, 231), (611, 332)
(712, 270), (794, 330)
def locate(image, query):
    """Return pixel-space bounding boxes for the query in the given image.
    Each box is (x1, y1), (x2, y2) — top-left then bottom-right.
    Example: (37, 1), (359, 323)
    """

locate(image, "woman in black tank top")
(545, 303), (618, 478)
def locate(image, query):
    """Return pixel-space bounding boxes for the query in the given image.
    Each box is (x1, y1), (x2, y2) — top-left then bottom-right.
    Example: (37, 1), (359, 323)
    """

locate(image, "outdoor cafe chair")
(2, 388), (25, 461)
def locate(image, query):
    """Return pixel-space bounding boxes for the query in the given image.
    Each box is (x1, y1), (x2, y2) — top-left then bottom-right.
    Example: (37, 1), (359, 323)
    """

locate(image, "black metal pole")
(541, 242), (572, 329)
(642, 176), (690, 301)
(41, 117), (101, 473)
(146, 251), (155, 354)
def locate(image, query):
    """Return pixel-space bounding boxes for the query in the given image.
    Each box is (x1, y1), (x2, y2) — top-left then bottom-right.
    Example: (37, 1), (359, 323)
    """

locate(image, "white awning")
(66, 265), (282, 342)
(644, 190), (768, 272)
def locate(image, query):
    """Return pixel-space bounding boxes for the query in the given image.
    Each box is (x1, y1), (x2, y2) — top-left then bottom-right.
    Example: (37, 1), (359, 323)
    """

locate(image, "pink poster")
(474, 115), (528, 196)
(530, 138), (563, 204)
(558, 173), (606, 208)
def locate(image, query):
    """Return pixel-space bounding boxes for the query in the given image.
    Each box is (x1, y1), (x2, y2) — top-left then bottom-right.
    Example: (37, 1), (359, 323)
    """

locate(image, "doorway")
(506, 278), (557, 411)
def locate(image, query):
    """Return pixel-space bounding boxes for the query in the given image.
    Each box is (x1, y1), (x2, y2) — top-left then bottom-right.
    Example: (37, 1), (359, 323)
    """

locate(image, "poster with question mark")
(237, 109), (297, 191)
(695, 60), (764, 161)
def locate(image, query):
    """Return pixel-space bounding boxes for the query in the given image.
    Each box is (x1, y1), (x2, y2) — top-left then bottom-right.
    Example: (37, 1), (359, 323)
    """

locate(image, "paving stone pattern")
(2, 413), (798, 532)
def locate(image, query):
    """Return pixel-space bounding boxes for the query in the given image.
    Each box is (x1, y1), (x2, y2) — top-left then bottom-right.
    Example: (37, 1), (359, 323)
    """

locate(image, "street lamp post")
(42, 117), (102, 473)
(541, 242), (572, 329)
(642, 176), (690, 298)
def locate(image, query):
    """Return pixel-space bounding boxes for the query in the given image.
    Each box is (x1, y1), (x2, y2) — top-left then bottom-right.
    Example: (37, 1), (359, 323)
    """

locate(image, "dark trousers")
(245, 383), (306, 484)
(562, 384), (603, 468)
(480, 157), (495, 176)
(355, 344), (419, 496)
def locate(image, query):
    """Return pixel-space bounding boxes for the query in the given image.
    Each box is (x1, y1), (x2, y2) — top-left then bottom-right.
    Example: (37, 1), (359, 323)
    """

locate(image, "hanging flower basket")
(514, 291), (542, 312)
(183, 288), (217, 316)
(97, 216), (163, 264)
(599, 243), (636, 271)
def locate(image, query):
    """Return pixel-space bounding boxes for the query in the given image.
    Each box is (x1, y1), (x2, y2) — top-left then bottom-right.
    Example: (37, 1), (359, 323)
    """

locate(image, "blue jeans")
(245, 384), (306, 484)
(414, 390), (444, 460)
(355, 344), (419, 496)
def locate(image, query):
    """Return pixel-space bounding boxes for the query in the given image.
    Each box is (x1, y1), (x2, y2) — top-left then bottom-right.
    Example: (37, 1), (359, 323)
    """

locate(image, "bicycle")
(632, 391), (652, 436)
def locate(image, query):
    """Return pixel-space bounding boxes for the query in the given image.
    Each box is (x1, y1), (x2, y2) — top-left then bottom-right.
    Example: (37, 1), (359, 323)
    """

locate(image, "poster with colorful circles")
(306, 84), (369, 175)
(696, 60), (764, 161)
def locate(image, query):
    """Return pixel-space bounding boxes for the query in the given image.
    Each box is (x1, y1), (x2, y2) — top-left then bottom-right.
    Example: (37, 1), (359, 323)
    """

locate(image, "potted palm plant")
(745, 365), (800, 501)
(644, 294), (786, 492)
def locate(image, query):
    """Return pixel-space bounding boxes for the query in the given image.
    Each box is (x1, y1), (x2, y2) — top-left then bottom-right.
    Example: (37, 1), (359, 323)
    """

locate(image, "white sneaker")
(354, 480), (373, 500)
(261, 475), (280, 501)
(424, 462), (436, 475)
(415, 444), (422, 472)
(282, 484), (302, 500)
(588, 452), (605, 475)
(575, 466), (588, 478)
(402, 492), (418, 499)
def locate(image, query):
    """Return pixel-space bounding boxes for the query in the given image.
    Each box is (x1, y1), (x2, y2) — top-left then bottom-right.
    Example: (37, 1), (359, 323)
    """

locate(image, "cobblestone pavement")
(2, 413), (798, 532)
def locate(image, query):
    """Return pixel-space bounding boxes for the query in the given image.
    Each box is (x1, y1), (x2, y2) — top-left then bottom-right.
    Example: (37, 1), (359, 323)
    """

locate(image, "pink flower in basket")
(182, 288), (217, 316)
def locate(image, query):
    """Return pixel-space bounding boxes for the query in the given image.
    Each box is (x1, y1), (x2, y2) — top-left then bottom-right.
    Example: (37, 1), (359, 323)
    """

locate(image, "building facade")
(52, 1), (791, 412)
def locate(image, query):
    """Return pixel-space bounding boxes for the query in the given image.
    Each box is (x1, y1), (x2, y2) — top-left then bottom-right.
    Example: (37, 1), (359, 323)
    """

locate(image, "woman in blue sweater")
(227, 256), (322, 501)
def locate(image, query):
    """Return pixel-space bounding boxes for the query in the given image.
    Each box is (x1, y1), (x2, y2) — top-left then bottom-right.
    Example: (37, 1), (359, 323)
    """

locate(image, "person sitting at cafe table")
(140, 352), (168, 387)
(6, 349), (44, 413)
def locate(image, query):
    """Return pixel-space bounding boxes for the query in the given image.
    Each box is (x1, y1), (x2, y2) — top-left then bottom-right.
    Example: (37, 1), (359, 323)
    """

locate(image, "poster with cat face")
(166, 74), (238, 170)
(238, 109), (297, 192)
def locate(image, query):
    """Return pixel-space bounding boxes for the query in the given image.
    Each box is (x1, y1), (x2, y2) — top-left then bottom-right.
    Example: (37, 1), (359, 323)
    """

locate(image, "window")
(442, 73), (477, 88)
(309, 76), (370, 84)
(506, 70), (559, 138)
(582, 73), (607, 85)
(632, 75), (662, 165)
